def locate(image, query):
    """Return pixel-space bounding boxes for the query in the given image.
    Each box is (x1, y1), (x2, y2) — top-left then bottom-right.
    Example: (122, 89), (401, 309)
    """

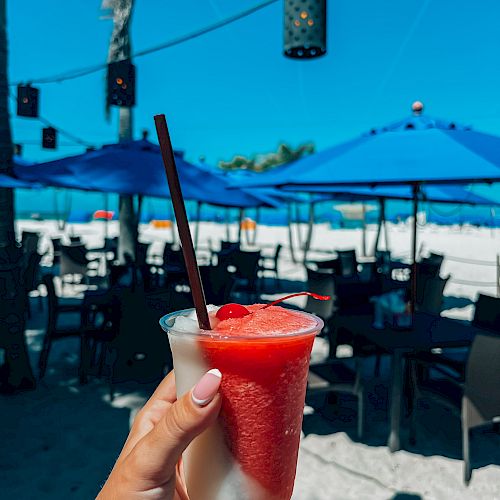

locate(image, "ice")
(173, 305), (220, 332)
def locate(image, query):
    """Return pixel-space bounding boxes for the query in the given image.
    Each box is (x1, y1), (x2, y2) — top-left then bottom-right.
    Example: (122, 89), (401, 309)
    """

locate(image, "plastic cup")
(160, 308), (323, 500)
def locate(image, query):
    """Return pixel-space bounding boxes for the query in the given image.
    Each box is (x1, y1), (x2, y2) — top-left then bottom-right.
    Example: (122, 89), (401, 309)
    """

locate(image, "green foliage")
(219, 142), (314, 173)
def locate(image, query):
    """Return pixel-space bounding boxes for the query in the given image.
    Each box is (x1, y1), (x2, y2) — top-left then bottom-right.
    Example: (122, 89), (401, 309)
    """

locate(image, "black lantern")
(14, 144), (22, 156)
(107, 59), (136, 108)
(284, 0), (327, 59)
(42, 127), (57, 149)
(17, 84), (39, 117)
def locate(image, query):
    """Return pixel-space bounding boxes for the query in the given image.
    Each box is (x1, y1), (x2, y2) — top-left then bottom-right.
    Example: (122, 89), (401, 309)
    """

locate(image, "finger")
(117, 399), (171, 464)
(143, 370), (177, 411)
(115, 372), (177, 466)
(124, 369), (222, 484)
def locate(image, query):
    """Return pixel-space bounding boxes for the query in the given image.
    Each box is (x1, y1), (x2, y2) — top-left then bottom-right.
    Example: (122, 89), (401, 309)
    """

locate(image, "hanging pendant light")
(42, 127), (57, 149)
(284, 0), (327, 59)
(17, 84), (39, 117)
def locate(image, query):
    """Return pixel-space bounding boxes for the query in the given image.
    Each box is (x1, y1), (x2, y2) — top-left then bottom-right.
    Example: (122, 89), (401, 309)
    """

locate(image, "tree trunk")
(117, 107), (138, 263)
(0, 0), (14, 246)
(0, 0), (35, 392)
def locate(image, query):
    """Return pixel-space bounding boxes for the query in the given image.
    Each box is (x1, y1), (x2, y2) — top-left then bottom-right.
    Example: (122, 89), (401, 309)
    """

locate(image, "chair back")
(200, 264), (236, 304)
(472, 294), (500, 333)
(274, 244), (283, 263)
(221, 241), (239, 253)
(23, 252), (42, 292)
(418, 276), (449, 314)
(336, 249), (357, 278)
(161, 242), (174, 263)
(305, 267), (335, 320)
(60, 244), (89, 276)
(417, 255), (442, 279)
(109, 289), (172, 384)
(231, 250), (261, 284)
(21, 231), (39, 254)
(42, 274), (58, 331)
(375, 250), (392, 275)
(69, 236), (81, 244)
(136, 242), (150, 266)
(465, 333), (500, 423)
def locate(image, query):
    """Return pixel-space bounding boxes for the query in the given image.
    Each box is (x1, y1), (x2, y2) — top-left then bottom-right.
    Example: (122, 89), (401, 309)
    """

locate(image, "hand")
(97, 369), (222, 500)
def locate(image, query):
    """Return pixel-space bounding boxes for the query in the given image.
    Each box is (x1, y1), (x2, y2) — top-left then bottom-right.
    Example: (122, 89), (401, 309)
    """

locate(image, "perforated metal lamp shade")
(284, 0), (326, 59)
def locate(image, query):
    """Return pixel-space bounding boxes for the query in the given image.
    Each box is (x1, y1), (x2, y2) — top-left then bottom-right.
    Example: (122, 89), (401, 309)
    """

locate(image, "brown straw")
(154, 114), (211, 330)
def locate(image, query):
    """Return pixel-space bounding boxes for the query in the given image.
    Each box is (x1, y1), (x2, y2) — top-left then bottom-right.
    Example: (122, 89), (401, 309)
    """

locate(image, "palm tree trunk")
(117, 107), (138, 263)
(0, 0), (14, 247)
(0, 0), (35, 392)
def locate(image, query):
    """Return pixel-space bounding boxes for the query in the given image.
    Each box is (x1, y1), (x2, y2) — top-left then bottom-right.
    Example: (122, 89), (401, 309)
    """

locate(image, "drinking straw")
(154, 114), (211, 330)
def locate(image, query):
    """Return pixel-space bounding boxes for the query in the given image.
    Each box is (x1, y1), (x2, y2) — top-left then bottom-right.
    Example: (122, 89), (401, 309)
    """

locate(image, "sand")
(1, 219), (499, 499)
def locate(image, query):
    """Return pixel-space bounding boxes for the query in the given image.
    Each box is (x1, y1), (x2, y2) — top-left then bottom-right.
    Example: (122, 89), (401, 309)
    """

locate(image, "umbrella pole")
(361, 202), (367, 257)
(238, 208), (244, 245)
(410, 184), (420, 314)
(383, 209), (390, 251)
(225, 208), (230, 241)
(287, 203), (297, 264)
(194, 201), (202, 250)
(373, 198), (384, 256)
(303, 201), (315, 264)
(104, 193), (109, 240)
(251, 207), (260, 246)
(295, 202), (304, 250)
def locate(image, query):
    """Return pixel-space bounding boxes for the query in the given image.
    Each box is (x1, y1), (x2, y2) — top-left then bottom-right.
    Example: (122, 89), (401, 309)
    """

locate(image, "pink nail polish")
(192, 369), (222, 406)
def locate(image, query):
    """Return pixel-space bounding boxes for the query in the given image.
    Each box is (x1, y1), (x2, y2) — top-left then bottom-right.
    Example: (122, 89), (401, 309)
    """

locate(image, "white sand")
(1, 219), (499, 499)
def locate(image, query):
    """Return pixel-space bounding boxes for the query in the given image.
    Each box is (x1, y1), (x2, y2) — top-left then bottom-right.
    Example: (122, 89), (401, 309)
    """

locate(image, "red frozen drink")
(160, 304), (323, 500)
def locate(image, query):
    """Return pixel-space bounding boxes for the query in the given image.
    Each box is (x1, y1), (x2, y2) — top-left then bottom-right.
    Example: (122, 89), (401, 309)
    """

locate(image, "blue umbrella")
(14, 139), (280, 209)
(233, 113), (500, 188)
(283, 184), (500, 205)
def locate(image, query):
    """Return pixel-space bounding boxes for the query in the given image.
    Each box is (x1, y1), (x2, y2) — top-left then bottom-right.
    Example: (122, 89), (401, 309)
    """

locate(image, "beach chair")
(409, 333), (500, 484)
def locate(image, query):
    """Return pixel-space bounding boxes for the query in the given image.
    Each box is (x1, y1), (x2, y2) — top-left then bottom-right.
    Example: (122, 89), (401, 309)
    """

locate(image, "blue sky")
(8, 0), (500, 169)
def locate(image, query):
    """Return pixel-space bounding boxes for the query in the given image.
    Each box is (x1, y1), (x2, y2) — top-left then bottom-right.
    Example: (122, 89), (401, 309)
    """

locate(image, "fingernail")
(192, 369), (222, 407)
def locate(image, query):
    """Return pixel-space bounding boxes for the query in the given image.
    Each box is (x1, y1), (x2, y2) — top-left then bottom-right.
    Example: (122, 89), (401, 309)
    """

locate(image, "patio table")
(335, 312), (483, 451)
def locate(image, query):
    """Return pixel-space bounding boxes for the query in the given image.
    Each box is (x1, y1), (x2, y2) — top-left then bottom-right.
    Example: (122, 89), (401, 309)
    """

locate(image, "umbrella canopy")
(232, 113), (500, 188)
(283, 184), (500, 206)
(14, 139), (280, 209)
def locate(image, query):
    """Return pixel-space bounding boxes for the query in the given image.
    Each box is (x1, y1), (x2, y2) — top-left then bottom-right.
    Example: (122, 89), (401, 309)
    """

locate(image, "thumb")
(126, 369), (222, 483)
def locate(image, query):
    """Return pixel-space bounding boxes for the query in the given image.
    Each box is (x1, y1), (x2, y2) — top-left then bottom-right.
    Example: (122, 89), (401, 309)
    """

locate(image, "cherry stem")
(262, 292), (331, 309)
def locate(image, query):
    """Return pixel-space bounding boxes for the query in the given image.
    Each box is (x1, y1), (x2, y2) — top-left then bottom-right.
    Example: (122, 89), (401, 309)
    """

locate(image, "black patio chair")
(409, 333), (500, 484)
(59, 244), (99, 286)
(21, 231), (40, 254)
(307, 357), (365, 438)
(259, 244), (282, 289)
(51, 238), (62, 266)
(416, 275), (449, 315)
(199, 264), (236, 305)
(305, 267), (335, 342)
(38, 274), (87, 381)
(105, 288), (173, 400)
(336, 249), (358, 278)
(226, 250), (261, 302)
(425, 293), (500, 380)
(23, 251), (43, 316)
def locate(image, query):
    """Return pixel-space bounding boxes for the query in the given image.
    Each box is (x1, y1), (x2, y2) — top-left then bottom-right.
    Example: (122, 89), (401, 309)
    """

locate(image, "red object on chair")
(93, 210), (114, 220)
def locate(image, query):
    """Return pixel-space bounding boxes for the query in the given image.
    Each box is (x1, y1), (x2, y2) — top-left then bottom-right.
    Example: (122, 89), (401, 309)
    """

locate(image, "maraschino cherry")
(216, 303), (251, 320)
(215, 293), (330, 321)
